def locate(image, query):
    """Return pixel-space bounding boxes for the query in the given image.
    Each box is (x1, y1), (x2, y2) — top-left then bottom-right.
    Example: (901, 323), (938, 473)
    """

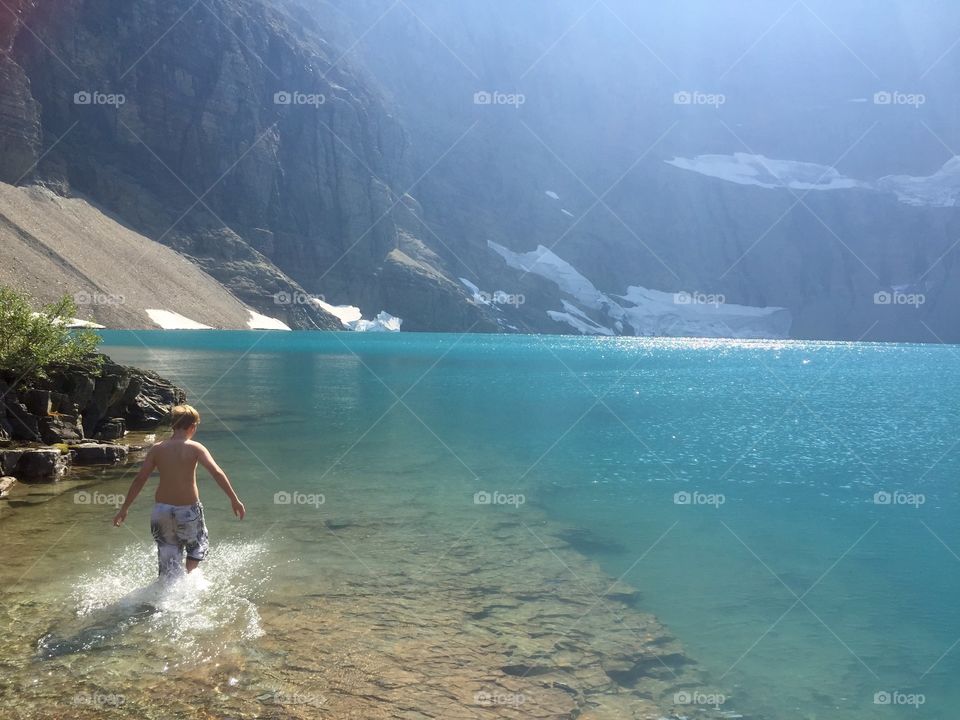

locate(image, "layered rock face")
(0, 0), (493, 331)
(2, 0), (957, 339)
(295, 0), (960, 342)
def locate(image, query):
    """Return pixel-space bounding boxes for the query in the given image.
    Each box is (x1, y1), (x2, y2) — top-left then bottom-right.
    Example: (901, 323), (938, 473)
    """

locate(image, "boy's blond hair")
(171, 404), (201, 430)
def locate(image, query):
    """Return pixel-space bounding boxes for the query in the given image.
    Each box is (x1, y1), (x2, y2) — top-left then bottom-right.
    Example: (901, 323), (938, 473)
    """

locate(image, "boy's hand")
(231, 498), (246, 520)
(113, 507), (128, 526)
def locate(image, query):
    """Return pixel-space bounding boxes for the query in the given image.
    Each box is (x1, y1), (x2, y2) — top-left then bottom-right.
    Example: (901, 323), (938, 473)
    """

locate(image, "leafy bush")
(0, 287), (103, 382)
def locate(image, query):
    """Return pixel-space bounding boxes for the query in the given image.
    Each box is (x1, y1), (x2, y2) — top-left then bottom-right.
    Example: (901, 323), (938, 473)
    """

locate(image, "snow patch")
(666, 153), (865, 191)
(488, 242), (611, 311)
(667, 152), (960, 208)
(247, 310), (291, 331)
(548, 300), (615, 336)
(32, 312), (106, 329)
(145, 309), (211, 330)
(876, 156), (960, 207)
(459, 277), (483, 299)
(312, 298), (363, 328)
(616, 286), (791, 339)
(487, 240), (790, 339)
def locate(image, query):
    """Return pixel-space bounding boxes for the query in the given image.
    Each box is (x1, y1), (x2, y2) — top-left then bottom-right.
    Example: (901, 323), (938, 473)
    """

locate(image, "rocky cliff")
(1, 0), (957, 340)
(0, 0), (495, 332)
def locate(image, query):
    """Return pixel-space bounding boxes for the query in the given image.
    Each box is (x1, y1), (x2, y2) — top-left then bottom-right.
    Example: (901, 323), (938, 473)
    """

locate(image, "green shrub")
(0, 287), (103, 382)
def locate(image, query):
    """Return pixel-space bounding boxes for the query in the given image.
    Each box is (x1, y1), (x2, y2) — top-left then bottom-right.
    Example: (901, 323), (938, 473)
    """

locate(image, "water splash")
(38, 542), (269, 662)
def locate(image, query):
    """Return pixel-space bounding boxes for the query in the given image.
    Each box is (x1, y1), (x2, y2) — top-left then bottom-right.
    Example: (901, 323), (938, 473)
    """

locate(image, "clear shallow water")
(2, 331), (959, 718)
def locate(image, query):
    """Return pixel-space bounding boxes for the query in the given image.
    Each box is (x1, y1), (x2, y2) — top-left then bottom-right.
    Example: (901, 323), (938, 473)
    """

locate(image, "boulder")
(6, 402), (40, 442)
(59, 372), (95, 412)
(0, 476), (16, 497)
(94, 417), (126, 441)
(82, 367), (131, 435)
(70, 443), (128, 465)
(0, 449), (24, 475)
(38, 414), (84, 444)
(124, 370), (185, 429)
(15, 449), (66, 482)
(21, 388), (51, 415)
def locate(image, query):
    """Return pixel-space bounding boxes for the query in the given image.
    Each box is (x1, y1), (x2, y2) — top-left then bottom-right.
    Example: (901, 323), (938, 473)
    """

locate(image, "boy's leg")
(151, 504), (185, 579)
(176, 502), (209, 573)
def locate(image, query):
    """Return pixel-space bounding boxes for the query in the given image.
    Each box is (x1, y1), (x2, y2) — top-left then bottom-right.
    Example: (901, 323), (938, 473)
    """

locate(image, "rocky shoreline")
(0, 354), (183, 497)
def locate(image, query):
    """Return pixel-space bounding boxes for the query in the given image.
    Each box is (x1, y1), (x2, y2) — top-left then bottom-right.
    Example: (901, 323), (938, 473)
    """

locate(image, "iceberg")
(353, 311), (402, 332)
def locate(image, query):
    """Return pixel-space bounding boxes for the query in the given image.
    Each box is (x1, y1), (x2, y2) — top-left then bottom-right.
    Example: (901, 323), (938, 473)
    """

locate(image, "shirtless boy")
(113, 405), (245, 578)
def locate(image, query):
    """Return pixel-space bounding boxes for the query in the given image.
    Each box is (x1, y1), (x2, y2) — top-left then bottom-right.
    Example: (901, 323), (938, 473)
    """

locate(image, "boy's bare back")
(114, 404), (244, 533)
(152, 438), (206, 506)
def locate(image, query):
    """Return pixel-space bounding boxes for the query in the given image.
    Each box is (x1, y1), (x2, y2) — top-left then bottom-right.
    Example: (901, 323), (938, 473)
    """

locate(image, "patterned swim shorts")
(150, 502), (209, 578)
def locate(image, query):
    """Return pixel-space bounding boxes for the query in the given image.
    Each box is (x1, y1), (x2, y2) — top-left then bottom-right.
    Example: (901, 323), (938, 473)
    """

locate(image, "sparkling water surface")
(1, 331), (959, 719)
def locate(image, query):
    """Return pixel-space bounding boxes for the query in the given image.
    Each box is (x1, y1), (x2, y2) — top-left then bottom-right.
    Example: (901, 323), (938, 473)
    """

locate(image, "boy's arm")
(197, 443), (245, 519)
(113, 446), (157, 526)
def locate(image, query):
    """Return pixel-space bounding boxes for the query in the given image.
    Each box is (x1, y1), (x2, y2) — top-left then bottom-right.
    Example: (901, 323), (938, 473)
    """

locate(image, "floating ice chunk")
(145, 309), (211, 330)
(246, 310), (291, 331)
(353, 311), (402, 332)
(545, 191), (560, 200)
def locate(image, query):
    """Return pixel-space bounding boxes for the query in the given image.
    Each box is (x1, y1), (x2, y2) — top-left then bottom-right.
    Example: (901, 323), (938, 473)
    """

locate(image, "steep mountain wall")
(0, 0), (495, 331)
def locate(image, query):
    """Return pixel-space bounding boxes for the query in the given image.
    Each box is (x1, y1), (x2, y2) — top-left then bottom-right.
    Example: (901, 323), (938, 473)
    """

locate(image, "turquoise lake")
(2, 330), (959, 719)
